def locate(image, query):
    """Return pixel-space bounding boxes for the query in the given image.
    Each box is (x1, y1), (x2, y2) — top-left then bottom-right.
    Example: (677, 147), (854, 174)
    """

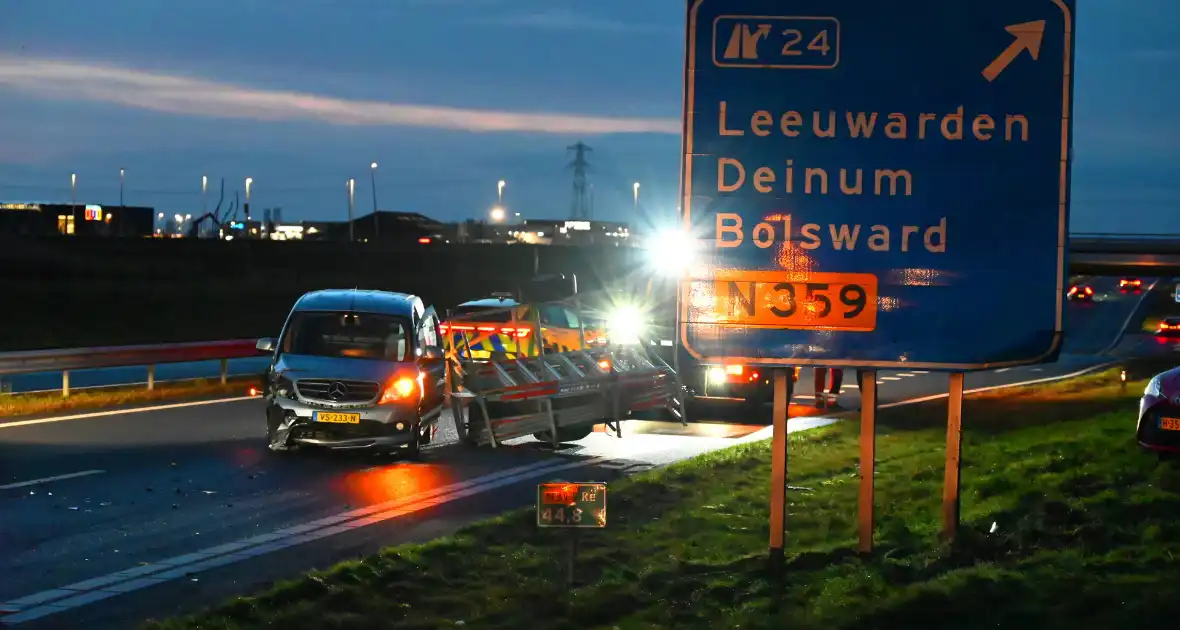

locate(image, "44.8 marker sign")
(536, 482), (607, 529)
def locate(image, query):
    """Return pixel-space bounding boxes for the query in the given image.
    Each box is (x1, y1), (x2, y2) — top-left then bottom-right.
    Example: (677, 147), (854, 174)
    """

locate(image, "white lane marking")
(895, 372), (917, 377)
(1099, 277), (1159, 355)
(878, 361), (1116, 410)
(0, 397), (254, 430)
(0, 470), (105, 490)
(0, 456), (603, 624)
(880, 377), (901, 381)
(910, 370), (930, 374)
(994, 368), (1011, 373)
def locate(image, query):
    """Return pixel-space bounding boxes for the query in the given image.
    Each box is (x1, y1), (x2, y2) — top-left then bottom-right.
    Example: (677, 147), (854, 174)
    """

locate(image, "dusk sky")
(0, 0), (1176, 233)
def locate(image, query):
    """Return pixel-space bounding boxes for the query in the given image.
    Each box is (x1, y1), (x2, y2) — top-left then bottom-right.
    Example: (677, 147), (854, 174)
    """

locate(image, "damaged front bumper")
(267, 396), (421, 452)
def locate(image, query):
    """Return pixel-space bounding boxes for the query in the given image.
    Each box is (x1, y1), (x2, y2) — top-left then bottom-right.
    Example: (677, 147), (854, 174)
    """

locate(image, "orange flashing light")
(440, 323), (531, 337)
(418, 237), (431, 244)
(248, 387), (259, 396)
(379, 374), (422, 404)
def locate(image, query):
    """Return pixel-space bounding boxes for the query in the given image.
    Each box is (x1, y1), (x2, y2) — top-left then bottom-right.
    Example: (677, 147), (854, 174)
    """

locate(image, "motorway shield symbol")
(679, 0), (1076, 370)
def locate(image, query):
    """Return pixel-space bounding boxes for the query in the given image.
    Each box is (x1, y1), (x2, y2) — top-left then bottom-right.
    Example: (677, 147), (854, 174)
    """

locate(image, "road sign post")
(942, 373), (966, 541)
(767, 369), (791, 566)
(537, 481), (607, 587)
(681, 0), (1076, 553)
(858, 369), (877, 553)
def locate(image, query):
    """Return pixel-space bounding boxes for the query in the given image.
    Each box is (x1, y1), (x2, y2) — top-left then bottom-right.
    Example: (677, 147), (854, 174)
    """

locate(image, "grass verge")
(145, 365), (1180, 630)
(0, 376), (257, 419)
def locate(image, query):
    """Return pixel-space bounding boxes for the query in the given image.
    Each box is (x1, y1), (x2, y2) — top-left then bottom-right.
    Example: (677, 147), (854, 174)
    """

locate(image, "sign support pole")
(768, 368), (791, 565)
(942, 372), (965, 542)
(857, 368), (877, 554)
(566, 528), (580, 588)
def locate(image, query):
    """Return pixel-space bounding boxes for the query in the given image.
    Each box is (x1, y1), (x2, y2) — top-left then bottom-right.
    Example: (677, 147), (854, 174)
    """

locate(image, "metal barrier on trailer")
(441, 302), (685, 448)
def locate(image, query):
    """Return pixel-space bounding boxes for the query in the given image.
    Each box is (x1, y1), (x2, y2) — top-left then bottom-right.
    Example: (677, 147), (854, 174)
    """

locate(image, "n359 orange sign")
(688, 270), (879, 332)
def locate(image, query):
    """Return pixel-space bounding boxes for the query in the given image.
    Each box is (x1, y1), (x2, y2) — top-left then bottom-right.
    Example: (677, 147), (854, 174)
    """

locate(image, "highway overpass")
(1070, 233), (1180, 275)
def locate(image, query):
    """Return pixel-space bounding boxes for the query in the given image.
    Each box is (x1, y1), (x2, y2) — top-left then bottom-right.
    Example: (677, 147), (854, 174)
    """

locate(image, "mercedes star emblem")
(328, 381), (349, 401)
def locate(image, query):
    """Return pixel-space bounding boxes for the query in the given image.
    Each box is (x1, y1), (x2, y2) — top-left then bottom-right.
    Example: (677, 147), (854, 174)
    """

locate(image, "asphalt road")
(0, 276), (1161, 629)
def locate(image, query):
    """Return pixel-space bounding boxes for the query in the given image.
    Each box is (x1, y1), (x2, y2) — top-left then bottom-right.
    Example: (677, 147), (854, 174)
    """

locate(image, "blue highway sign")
(679, 0), (1076, 370)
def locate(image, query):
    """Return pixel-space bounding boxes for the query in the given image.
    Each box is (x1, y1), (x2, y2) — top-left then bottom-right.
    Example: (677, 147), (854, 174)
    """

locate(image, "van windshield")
(281, 311), (411, 361)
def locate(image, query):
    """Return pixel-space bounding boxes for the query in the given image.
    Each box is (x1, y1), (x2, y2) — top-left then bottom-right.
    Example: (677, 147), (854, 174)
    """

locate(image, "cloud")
(0, 56), (680, 135)
(480, 7), (672, 33)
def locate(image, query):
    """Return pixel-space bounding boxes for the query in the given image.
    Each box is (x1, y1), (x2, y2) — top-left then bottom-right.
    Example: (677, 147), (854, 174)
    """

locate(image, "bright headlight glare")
(647, 229), (697, 277)
(606, 306), (645, 345)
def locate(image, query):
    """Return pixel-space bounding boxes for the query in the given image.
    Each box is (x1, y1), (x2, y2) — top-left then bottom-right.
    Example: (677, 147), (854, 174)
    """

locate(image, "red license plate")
(1161, 417), (1180, 431)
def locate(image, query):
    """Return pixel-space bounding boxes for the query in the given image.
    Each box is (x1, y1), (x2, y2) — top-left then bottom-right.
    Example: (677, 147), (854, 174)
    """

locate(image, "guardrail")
(0, 339), (262, 397)
(1071, 233), (1180, 240)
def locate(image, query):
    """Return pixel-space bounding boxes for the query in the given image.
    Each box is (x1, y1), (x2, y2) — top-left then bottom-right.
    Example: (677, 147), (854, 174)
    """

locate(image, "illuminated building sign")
(0, 203), (41, 211)
(564, 221), (591, 231)
(84, 205), (103, 221)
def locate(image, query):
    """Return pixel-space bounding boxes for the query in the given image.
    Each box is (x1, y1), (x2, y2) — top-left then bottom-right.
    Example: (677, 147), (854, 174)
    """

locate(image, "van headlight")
(606, 306), (645, 345)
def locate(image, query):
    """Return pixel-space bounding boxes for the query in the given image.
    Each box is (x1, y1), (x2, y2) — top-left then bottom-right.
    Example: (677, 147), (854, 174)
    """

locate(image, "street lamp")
(633, 182), (640, 210)
(497, 179), (506, 205)
(244, 177), (253, 220)
(119, 168), (125, 206)
(201, 175), (208, 215)
(347, 178), (356, 242)
(70, 173), (77, 211)
(490, 206), (506, 222)
(369, 162), (380, 239)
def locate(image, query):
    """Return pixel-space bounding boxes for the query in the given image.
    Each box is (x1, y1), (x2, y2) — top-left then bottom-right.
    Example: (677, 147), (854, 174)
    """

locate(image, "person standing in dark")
(813, 367), (845, 408)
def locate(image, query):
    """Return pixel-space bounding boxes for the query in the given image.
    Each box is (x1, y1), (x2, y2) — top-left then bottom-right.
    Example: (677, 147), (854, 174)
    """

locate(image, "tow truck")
(577, 230), (800, 418)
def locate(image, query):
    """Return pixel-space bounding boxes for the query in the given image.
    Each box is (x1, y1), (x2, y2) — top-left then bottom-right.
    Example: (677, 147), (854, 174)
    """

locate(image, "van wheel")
(265, 407), (293, 453)
(403, 433), (421, 459)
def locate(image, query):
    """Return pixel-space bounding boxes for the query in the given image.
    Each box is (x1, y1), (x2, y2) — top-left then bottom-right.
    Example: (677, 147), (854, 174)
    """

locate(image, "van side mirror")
(256, 338), (277, 353)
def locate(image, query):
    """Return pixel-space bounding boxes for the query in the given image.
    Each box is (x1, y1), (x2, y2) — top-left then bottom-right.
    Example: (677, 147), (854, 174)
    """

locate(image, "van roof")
(294, 289), (419, 316)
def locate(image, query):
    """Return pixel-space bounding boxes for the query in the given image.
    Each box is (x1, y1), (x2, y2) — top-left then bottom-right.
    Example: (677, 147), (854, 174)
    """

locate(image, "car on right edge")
(1137, 365), (1180, 456)
(1156, 315), (1180, 338)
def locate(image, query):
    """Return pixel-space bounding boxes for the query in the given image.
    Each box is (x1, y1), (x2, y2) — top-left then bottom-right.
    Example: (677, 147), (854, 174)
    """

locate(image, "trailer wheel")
(534, 425), (594, 444)
(462, 404), (487, 446)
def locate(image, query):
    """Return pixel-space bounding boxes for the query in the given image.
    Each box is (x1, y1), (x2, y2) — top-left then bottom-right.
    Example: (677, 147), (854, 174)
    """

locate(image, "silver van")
(255, 289), (447, 457)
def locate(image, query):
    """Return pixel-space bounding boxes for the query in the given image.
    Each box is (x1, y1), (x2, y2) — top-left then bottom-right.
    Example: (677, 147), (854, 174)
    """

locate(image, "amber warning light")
(536, 482), (607, 529)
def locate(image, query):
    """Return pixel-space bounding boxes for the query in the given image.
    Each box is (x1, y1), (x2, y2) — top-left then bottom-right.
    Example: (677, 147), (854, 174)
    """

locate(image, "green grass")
(0, 377), (256, 418)
(144, 367), (1180, 630)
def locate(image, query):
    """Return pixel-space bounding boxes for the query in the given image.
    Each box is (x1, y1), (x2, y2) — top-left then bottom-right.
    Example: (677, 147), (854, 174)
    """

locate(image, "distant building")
(350, 211), (448, 244)
(509, 219), (632, 247)
(0, 202), (154, 238)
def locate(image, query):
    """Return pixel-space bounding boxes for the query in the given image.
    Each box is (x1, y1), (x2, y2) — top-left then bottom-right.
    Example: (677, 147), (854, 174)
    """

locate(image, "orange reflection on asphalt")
(336, 462), (454, 505)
